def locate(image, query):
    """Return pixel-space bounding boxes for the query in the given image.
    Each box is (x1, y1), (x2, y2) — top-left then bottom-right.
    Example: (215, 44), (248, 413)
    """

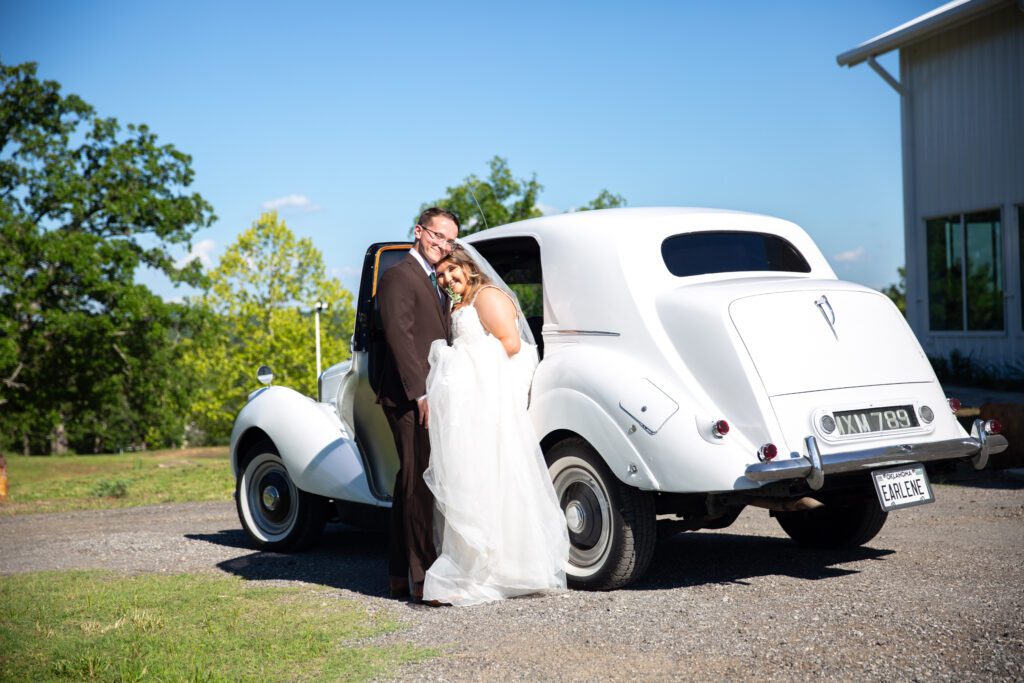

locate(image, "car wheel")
(236, 439), (328, 551)
(775, 496), (888, 548)
(547, 438), (656, 590)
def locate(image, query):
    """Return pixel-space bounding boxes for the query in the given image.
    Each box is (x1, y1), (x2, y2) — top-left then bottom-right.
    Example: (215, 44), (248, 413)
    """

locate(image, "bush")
(91, 479), (129, 499)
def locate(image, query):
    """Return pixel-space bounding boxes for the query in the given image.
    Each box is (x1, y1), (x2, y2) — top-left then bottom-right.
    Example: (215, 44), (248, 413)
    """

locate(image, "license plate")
(833, 405), (919, 435)
(871, 464), (934, 511)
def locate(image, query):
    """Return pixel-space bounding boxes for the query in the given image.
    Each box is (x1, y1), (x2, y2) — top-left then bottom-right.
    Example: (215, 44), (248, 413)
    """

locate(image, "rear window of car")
(661, 231), (811, 277)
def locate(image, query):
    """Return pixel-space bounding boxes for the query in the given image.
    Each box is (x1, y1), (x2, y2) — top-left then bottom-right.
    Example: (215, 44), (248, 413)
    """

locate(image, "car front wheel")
(547, 438), (656, 590)
(236, 439), (328, 551)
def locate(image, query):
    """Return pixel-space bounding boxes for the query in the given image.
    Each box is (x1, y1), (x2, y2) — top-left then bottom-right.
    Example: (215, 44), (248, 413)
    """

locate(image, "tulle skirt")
(422, 335), (569, 606)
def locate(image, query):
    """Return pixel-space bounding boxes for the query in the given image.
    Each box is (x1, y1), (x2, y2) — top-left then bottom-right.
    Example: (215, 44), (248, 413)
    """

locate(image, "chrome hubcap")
(262, 485), (280, 511)
(565, 501), (586, 533)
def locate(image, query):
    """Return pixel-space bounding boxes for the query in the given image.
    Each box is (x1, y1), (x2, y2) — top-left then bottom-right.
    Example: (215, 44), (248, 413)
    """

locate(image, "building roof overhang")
(836, 0), (1016, 67)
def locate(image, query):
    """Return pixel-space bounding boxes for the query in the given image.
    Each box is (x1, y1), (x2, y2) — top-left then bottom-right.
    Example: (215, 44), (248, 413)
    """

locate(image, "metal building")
(838, 0), (1024, 371)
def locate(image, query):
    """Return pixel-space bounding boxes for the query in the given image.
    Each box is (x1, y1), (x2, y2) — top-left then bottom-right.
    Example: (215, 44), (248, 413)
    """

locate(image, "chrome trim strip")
(545, 330), (621, 337)
(745, 433), (1008, 485)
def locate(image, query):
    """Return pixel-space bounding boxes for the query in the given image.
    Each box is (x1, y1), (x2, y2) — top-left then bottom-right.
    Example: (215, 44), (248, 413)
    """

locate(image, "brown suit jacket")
(376, 252), (452, 408)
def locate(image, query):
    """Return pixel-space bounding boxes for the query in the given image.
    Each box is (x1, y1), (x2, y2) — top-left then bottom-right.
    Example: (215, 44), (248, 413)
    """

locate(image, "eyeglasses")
(416, 224), (456, 250)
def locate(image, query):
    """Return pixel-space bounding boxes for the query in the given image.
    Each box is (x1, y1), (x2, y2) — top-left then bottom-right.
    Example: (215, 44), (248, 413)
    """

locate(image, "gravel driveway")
(2, 477), (1022, 681)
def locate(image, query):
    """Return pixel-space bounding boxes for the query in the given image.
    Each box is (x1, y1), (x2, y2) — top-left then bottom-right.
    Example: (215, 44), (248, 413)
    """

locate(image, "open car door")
(336, 242), (411, 501)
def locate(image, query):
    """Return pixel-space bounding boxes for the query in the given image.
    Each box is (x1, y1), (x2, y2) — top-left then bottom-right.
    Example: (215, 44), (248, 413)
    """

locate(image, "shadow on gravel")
(632, 532), (895, 591)
(187, 523), (390, 598)
(934, 470), (1024, 490)
(188, 520), (901, 598)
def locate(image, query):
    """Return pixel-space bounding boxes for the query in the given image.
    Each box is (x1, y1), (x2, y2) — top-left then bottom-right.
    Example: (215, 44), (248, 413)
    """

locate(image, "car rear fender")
(532, 387), (660, 490)
(230, 386), (385, 507)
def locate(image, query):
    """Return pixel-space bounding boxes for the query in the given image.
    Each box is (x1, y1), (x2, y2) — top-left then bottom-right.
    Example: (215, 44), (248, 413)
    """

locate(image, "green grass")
(0, 570), (431, 682)
(0, 448), (234, 517)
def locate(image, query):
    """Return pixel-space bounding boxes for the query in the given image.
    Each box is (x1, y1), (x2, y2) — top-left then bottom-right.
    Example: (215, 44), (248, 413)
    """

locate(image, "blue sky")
(1, 0), (938, 297)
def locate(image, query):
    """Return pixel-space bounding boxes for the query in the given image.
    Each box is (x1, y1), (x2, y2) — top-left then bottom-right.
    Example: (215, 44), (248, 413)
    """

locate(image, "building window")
(926, 209), (1003, 332)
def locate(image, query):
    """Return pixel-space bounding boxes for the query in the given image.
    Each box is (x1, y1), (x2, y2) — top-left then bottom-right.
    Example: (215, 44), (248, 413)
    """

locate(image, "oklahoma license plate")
(871, 464), (934, 511)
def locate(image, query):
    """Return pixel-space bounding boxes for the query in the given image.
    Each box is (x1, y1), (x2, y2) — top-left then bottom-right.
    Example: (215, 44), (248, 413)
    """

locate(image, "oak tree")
(0, 60), (215, 453)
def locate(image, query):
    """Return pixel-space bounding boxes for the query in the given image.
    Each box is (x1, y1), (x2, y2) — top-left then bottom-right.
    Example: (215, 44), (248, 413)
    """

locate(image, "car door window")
(471, 236), (545, 357)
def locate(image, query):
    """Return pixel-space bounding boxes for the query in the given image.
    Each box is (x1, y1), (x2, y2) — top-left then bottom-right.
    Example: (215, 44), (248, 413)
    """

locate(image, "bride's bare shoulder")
(473, 286), (516, 314)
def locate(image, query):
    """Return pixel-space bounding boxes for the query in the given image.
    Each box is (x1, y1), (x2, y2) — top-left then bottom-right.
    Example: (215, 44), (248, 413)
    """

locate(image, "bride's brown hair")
(438, 245), (491, 301)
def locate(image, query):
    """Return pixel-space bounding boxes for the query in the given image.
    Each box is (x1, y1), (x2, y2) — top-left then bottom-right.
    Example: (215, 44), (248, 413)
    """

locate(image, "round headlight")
(820, 415), (836, 434)
(256, 365), (274, 386)
(919, 405), (934, 423)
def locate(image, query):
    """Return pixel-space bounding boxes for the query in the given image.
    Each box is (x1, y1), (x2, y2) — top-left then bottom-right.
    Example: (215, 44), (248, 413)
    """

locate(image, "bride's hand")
(475, 288), (521, 357)
(417, 397), (429, 428)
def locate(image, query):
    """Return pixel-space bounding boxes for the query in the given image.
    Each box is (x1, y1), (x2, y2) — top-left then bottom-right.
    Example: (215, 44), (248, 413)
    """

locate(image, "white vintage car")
(231, 207), (1007, 590)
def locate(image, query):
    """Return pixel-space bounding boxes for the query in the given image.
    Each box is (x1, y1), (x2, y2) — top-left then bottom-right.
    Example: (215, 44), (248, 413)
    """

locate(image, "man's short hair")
(417, 207), (460, 231)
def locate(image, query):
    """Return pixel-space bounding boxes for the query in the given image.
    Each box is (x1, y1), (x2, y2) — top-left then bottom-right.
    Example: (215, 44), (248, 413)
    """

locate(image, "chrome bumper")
(745, 419), (1009, 490)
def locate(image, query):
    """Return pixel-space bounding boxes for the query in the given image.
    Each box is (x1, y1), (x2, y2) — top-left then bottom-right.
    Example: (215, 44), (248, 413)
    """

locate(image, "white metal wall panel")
(901, 3), (1024, 369)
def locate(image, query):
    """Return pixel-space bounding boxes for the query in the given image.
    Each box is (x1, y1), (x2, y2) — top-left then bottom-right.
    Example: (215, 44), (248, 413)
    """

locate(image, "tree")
(0, 60), (215, 454)
(418, 157), (627, 317)
(576, 189), (627, 212)
(418, 156), (627, 234)
(417, 156), (542, 235)
(185, 212), (354, 441)
(881, 266), (907, 316)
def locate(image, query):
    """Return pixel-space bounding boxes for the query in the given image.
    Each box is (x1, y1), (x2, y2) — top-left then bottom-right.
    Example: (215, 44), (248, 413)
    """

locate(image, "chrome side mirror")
(256, 365), (274, 386)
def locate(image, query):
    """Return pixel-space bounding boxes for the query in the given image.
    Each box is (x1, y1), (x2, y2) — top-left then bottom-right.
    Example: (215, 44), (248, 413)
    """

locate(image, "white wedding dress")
(422, 293), (569, 606)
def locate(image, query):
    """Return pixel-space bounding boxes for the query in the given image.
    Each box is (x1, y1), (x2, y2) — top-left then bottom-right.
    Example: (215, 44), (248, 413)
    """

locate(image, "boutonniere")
(445, 286), (462, 305)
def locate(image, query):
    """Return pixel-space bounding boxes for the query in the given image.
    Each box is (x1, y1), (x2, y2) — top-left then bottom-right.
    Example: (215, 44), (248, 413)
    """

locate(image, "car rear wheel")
(236, 439), (328, 551)
(775, 496), (888, 548)
(547, 438), (655, 590)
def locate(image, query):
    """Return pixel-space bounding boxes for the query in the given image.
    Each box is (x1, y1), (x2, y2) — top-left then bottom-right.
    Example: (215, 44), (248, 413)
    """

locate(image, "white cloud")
(535, 202), (561, 216)
(261, 194), (321, 212)
(331, 266), (361, 279)
(176, 238), (216, 269)
(833, 246), (865, 263)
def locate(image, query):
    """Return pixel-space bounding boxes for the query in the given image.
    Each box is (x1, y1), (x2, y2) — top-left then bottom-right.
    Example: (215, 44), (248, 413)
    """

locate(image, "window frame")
(659, 230), (812, 279)
(924, 207), (1006, 336)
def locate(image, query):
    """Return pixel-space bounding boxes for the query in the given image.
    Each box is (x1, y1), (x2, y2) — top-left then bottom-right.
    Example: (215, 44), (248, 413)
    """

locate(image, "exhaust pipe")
(746, 496), (824, 512)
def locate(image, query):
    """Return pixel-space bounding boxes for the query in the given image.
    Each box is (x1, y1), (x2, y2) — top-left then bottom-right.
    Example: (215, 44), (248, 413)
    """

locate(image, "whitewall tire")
(236, 439), (328, 551)
(547, 438), (656, 590)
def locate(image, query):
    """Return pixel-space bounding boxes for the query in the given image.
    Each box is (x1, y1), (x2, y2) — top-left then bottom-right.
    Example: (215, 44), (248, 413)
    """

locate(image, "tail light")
(984, 419), (1002, 435)
(947, 398), (962, 413)
(712, 420), (730, 438)
(758, 443), (778, 462)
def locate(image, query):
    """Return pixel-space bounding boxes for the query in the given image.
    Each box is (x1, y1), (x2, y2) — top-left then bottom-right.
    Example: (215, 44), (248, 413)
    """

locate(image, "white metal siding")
(902, 3), (1024, 368)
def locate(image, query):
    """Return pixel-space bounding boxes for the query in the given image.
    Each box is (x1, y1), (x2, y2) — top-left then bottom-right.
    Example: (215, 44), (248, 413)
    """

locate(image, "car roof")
(462, 207), (838, 332)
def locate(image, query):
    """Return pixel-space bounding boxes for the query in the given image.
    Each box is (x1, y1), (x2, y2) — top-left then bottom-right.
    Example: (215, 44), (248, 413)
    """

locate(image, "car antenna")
(467, 183), (489, 231)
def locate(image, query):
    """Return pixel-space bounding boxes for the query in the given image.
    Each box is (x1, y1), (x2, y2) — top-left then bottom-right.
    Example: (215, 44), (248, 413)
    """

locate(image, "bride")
(422, 243), (569, 606)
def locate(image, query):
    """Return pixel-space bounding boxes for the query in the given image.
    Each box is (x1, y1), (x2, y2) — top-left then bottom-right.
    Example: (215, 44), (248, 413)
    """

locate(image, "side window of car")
(471, 236), (545, 357)
(661, 231), (811, 277)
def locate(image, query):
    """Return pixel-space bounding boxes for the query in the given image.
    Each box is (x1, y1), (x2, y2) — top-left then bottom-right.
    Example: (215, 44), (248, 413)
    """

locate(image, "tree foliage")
(185, 212), (354, 441)
(577, 189), (627, 212)
(0, 60), (215, 454)
(881, 266), (907, 316)
(418, 155), (626, 234)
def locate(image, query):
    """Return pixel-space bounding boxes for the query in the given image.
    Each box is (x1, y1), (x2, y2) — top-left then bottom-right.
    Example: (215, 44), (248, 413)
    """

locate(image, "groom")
(377, 207), (459, 601)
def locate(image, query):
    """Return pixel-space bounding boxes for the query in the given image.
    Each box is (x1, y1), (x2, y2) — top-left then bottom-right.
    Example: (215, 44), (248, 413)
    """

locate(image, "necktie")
(429, 272), (438, 289)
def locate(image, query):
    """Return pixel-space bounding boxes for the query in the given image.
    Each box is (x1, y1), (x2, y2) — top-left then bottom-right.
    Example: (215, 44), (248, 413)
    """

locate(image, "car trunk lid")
(728, 288), (933, 397)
